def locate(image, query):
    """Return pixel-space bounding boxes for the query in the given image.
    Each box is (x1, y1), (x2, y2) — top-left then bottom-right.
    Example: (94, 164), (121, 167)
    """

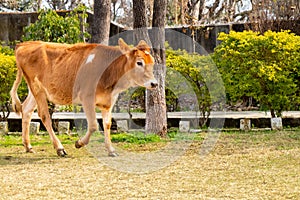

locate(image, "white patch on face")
(144, 79), (158, 88)
(86, 54), (95, 64)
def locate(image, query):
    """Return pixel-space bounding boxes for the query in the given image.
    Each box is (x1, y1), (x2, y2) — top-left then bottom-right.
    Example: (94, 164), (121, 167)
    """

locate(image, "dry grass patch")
(0, 131), (299, 199)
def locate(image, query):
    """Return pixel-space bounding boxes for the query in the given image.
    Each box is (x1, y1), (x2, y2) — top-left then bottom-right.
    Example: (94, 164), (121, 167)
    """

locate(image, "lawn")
(0, 130), (299, 199)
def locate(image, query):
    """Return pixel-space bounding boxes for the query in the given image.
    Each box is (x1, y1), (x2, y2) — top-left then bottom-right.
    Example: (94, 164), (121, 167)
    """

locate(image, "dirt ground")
(0, 132), (299, 200)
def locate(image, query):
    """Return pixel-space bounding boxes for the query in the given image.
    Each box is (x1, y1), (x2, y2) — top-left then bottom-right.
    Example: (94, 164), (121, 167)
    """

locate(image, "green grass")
(111, 132), (162, 144)
(1, 130), (299, 152)
(1, 130), (299, 157)
(0, 129), (203, 153)
(0, 134), (78, 148)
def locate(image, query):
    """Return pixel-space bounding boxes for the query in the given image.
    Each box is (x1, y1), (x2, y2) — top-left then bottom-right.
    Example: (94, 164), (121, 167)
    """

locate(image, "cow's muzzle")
(144, 79), (158, 89)
(151, 82), (158, 89)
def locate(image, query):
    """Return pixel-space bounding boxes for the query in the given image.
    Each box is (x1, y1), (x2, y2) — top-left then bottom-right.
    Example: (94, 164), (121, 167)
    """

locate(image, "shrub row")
(214, 30), (300, 117)
(0, 47), (16, 121)
(1, 9), (299, 122)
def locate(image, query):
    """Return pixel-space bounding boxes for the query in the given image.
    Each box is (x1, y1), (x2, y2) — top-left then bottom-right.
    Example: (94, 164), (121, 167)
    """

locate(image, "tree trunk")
(174, 0), (178, 24)
(180, 0), (185, 24)
(133, 0), (147, 28)
(188, 0), (201, 24)
(145, 0), (167, 136)
(133, 0), (167, 136)
(133, 0), (151, 44)
(92, 0), (111, 44)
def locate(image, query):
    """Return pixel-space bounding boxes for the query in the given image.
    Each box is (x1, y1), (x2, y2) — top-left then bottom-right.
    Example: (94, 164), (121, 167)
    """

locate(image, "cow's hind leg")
(21, 91), (37, 153)
(33, 91), (67, 156)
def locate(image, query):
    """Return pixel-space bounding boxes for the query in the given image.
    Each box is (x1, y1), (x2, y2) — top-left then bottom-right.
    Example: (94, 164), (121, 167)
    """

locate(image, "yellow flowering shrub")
(214, 30), (300, 117)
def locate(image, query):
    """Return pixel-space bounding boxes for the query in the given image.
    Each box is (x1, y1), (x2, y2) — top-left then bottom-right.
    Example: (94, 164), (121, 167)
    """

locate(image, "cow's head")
(119, 38), (158, 90)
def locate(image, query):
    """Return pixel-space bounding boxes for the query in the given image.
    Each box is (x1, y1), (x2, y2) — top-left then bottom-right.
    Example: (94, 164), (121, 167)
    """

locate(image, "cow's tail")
(10, 68), (23, 115)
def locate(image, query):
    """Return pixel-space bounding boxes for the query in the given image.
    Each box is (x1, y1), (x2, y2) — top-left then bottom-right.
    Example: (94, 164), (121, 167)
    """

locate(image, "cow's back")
(16, 41), (98, 105)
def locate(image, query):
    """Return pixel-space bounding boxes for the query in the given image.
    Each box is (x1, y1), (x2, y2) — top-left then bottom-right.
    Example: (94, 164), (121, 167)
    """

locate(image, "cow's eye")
(137, 61), (143, 66)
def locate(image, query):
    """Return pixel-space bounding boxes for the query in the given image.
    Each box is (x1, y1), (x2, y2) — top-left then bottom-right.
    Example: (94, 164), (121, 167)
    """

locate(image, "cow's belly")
(29, 76), (74, 105)
(45, 86), (73, 105)
(43, 73), (76, 105)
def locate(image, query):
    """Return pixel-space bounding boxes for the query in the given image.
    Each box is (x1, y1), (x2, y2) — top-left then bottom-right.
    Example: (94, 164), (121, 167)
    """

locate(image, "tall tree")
(133, 0), (168, 136)
(112, 0), (134, 28)
(249, 0), (300, 32)
(146, 0), (168, 136)
(0, 0), (41, 11)
(44, 0), (87, 10)
(92, 0), (111, 44)
(133, 0), (150, 43)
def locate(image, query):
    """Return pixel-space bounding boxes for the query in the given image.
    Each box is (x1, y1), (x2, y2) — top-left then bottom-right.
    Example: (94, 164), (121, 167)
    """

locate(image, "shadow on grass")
(0, 143), (83, 166)
(0, 155), (47, 165)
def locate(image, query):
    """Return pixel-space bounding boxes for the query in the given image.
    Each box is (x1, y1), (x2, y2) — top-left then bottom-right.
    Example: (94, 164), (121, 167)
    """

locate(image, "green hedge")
(0, 47), (16, 121)
(2, 28), (300, 122)
(0, 45), (28, 121)
(214, 30), (300, 117)
(166, 45), (225, 127)
(22, 5), (90, 43)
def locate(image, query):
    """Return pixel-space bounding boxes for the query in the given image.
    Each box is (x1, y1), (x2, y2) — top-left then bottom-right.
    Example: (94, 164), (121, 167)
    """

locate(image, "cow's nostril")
(151, 82), (158, 88)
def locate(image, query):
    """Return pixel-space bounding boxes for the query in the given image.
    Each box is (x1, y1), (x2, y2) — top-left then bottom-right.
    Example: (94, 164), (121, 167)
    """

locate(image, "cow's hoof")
(26, 148), (35, 153)
(108, 152), (119, 157)
(57, 149), (67, 157)
(75, 140), (84, 149)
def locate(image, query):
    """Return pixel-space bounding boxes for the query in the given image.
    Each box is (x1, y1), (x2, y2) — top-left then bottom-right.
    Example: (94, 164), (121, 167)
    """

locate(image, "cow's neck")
(99, 54), (133, 92)
(113, 71), (135, 94)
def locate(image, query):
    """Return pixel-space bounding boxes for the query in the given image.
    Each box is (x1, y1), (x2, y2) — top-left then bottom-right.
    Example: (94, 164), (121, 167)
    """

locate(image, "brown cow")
(10, 39), (157, 157)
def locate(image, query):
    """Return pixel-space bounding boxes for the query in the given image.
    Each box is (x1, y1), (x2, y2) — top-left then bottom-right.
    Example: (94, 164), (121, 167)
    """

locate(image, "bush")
(0, 44), (14, 56)
(166, 46), (224, 127)
(0, 49), (16, 121)
(22, 5), (90, 43)
(0, 44), (29, 121)
(214, 30), (300, 117)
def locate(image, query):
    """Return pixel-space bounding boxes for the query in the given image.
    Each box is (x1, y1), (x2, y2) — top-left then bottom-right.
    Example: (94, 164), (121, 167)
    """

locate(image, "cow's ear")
(118, 38), (130, 53)
(137, 40), (149, 47)
(136, 40), (151, 53)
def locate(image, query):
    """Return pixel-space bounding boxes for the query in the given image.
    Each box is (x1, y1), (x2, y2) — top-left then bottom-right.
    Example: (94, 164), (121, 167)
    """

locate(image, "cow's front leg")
(102, 109), (118, 157)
